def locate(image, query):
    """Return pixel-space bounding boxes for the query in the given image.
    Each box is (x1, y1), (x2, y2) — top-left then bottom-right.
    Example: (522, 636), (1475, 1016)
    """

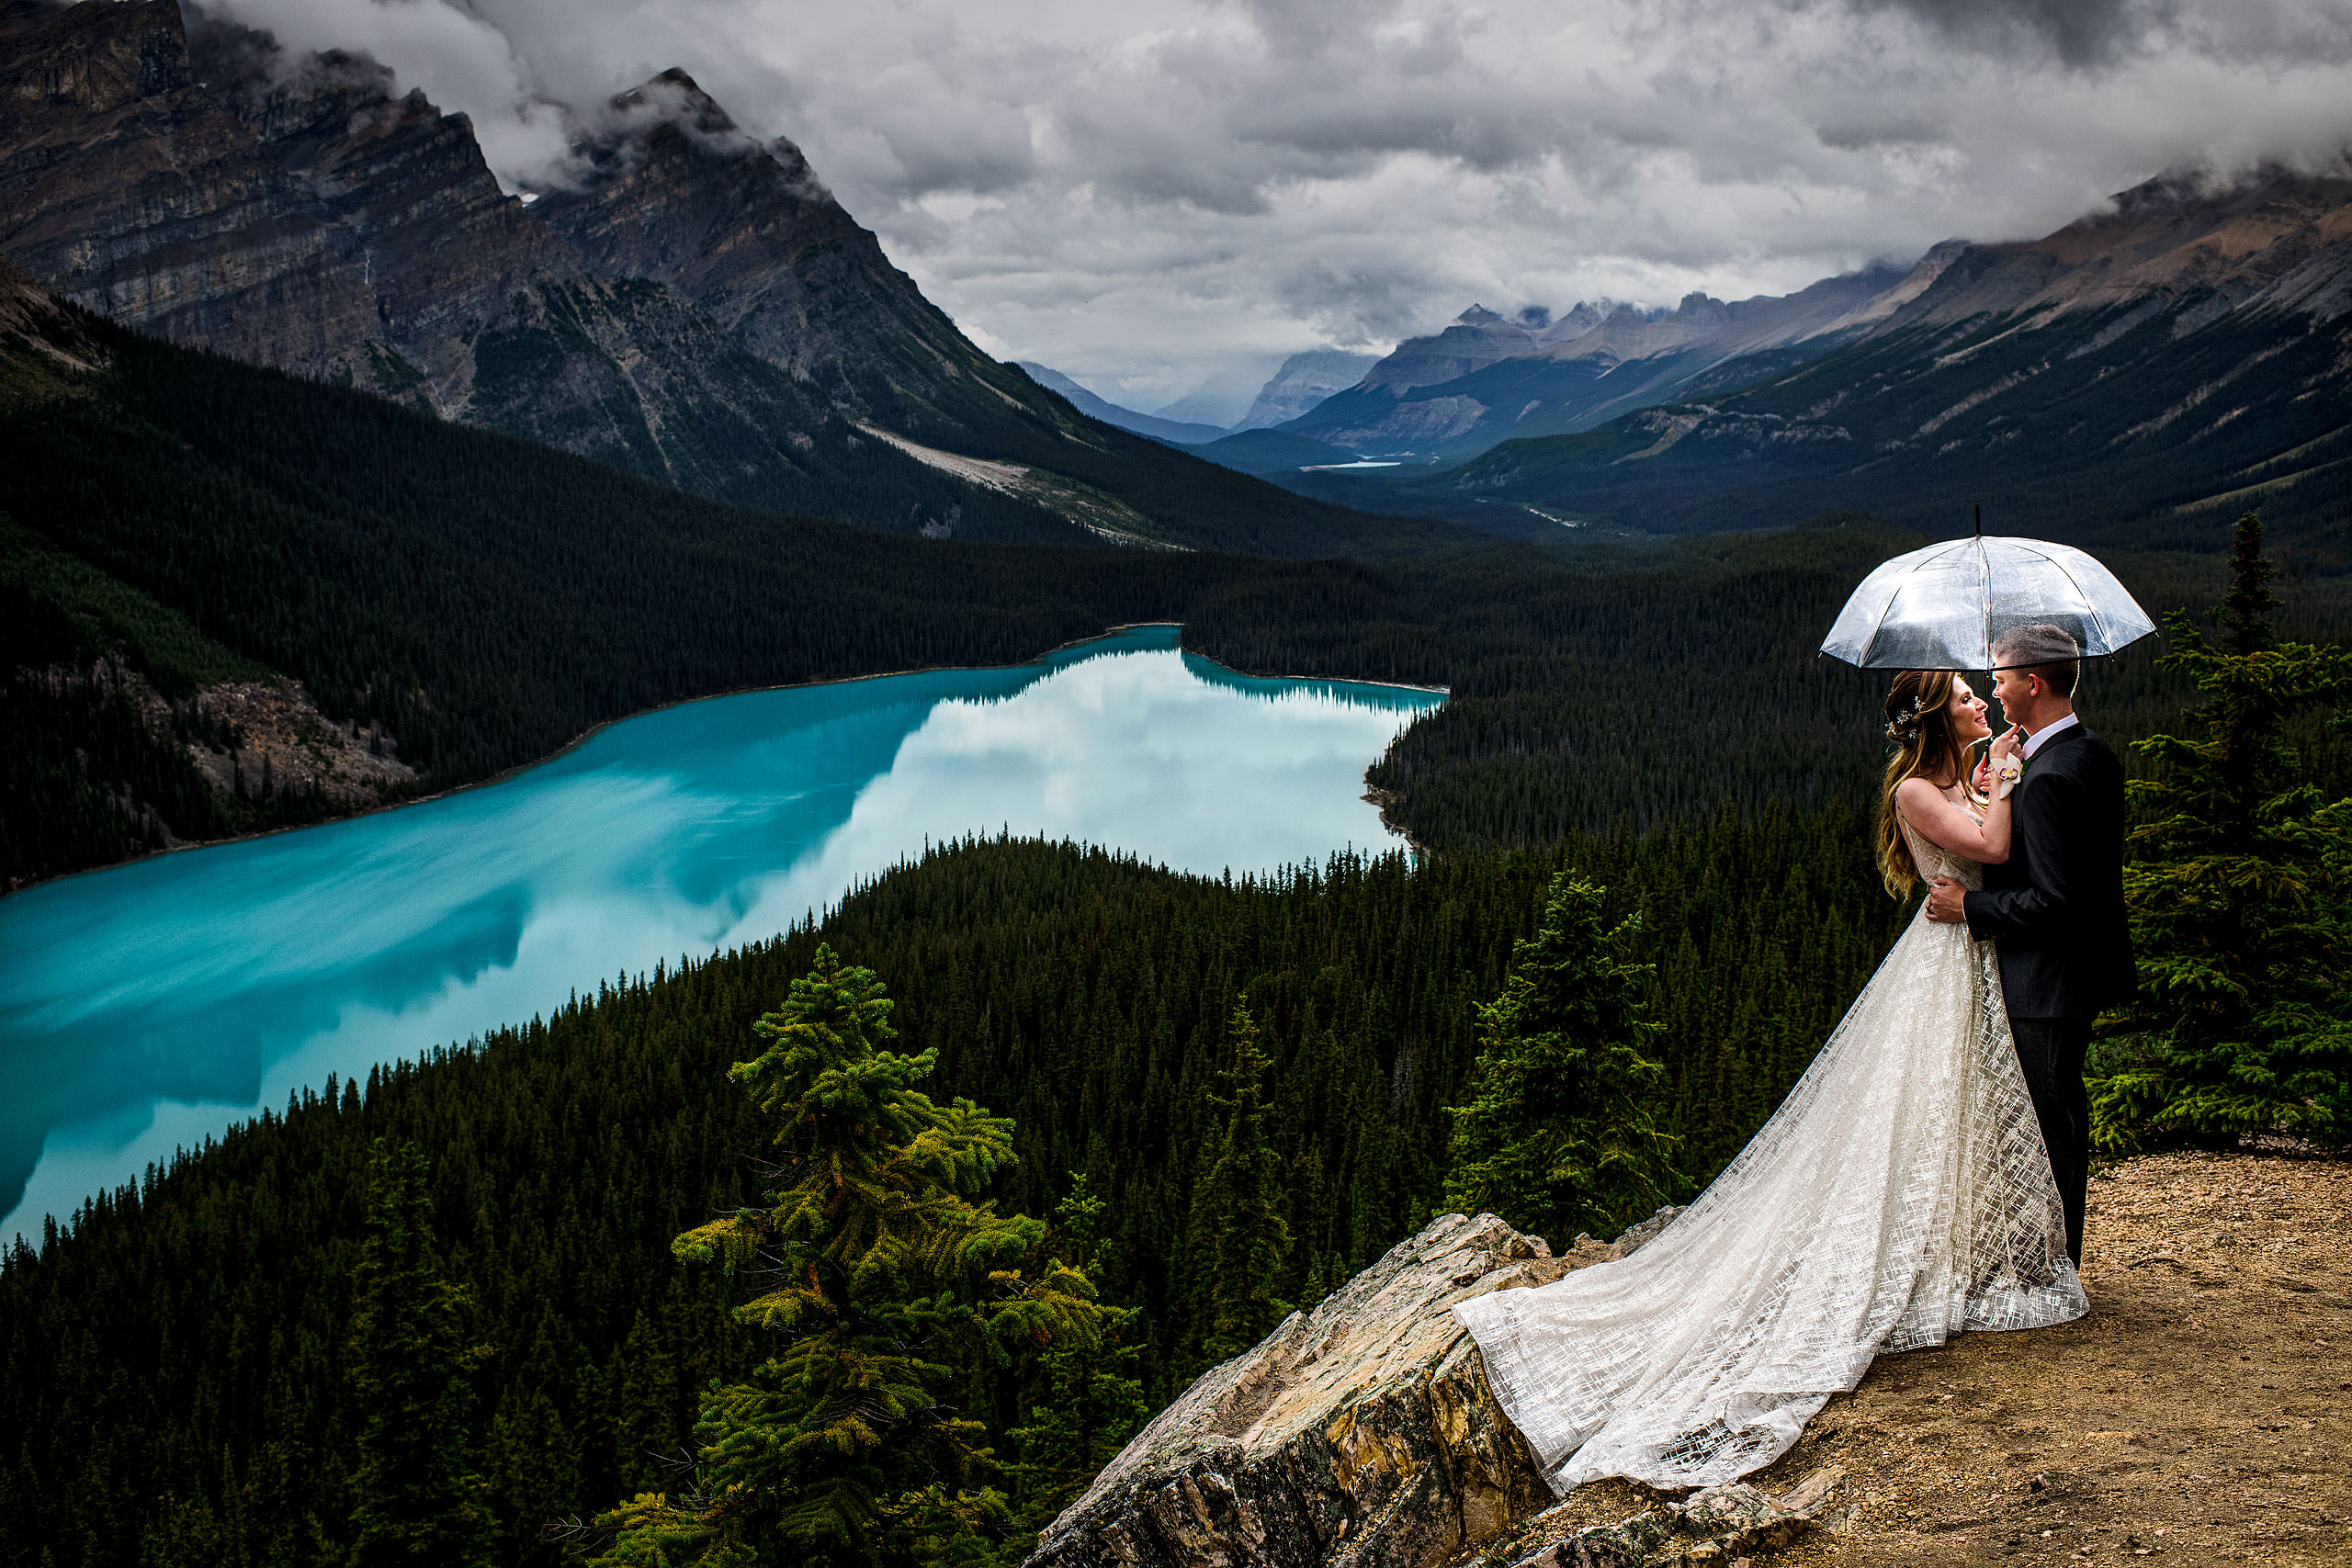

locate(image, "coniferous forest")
(6, 276), (2352, 1567)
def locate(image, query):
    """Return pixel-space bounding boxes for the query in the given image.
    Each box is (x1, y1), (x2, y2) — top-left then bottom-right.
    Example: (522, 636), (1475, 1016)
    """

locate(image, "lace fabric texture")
(1452, 816), (2086, 1493)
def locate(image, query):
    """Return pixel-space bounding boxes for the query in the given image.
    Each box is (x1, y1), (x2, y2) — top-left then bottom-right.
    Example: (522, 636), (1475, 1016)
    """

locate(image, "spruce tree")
(592, 946), (1098, 1568)
(1443, 872), (1681, 1247)
(1007, 1177), (1152, 1539)
(346, 1138), (495, 1568)
(2092, 512), (2352, 1147)
(1184, 1000), (1295, 1369)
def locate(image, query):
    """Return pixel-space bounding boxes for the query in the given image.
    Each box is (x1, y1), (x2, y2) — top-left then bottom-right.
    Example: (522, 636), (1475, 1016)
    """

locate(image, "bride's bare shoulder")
(1891, 776), (1951, 819)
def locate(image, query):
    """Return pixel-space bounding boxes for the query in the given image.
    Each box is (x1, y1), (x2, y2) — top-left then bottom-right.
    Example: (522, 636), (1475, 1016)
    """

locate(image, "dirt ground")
(1535, 1149), (2352, 1566)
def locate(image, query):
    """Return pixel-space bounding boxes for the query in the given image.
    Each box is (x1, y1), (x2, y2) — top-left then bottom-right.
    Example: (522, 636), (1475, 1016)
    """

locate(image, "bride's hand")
(1990, 724), (2025, 762)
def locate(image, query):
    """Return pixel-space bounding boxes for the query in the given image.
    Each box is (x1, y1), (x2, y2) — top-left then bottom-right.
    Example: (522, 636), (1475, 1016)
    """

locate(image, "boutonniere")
(1994, 754), (2025, 800)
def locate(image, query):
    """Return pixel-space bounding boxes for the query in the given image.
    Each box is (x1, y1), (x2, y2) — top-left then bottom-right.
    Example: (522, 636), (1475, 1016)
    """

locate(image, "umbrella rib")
(1978, 536), (1992, 671)
(1860, 539), (1964, 665)
(2037, 547), (2109, 649)
(2054, 544), (2144, 649)
(2019, 541), (2151, 653)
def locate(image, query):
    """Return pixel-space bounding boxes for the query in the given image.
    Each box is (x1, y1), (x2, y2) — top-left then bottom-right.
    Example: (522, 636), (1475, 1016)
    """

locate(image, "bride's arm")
(1895, 766), (2013, 863)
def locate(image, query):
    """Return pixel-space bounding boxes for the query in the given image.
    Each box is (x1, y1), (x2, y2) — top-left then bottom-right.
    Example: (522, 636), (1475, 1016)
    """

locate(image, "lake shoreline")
(8, 623), (1451, 898)
(4, 638), (1440, 1246)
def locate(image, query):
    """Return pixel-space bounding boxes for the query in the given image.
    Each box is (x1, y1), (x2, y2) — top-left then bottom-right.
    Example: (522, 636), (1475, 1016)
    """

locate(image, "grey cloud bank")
(188, 0), (2352, 406)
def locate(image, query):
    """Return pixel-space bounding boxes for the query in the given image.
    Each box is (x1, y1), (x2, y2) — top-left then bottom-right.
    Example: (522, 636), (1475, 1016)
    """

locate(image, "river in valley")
(0, 628), (1442, 1246)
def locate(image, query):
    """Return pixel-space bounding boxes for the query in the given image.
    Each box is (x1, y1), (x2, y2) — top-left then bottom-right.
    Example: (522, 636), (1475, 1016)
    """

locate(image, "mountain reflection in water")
(0, 629), (1442, 1245)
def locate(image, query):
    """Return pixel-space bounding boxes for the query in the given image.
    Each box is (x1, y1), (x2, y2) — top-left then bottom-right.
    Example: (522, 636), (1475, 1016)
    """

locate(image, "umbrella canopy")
(1820, 535), (2156, 671)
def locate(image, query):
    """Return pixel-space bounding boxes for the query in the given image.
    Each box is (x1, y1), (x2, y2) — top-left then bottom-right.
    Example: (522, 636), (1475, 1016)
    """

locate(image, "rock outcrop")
(1024, 1205), (1847, 1568)
(1479, 1474), (1836, 1568)
(1027, 1211), (1567, 1568)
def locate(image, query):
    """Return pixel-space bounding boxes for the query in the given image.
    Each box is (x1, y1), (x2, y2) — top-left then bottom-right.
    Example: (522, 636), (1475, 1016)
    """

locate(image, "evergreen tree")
(346, 1138), (495, 1568)
(592, 946), (1097, 1568)
(1443, 872), (1682, 1247)
(1006, 1177), (1153, 1538)
(2092, 513), (2352, 1148)
(1185, 1001), (1295, 1369)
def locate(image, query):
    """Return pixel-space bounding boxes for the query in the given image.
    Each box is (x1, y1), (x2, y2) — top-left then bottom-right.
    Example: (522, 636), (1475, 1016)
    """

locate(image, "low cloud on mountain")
(187, 0), (2352, 405)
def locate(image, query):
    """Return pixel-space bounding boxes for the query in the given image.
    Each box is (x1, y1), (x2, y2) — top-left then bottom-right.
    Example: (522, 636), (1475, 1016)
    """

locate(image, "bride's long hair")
(1873, 670), (1981, 898)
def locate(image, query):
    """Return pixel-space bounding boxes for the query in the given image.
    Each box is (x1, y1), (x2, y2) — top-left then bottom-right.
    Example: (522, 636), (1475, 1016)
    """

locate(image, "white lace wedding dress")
(1452, 802), (2087, 1493)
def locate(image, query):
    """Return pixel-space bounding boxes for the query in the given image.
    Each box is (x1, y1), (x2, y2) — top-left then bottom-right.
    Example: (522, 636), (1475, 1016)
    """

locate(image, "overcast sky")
(192, 0), (2352, 410)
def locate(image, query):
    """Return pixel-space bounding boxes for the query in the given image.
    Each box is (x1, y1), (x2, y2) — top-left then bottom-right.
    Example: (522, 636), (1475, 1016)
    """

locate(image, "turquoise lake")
(0, 628), (1442, 1245)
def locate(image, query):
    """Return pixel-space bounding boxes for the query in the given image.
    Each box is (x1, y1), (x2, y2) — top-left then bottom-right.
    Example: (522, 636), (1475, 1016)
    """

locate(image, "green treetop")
(592, 945), (1100, 1568)
(1443, 872), (1682, 1247)
(346, 1138), (496, 1568)
(1184, 1000), (1295, 1370)
(2092, 512), (2352, 1148)
(1005, 1176), (1153, 1541)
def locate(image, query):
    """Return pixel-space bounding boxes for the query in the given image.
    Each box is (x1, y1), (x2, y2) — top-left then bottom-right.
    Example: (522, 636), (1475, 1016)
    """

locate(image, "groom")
(1924, 623), (2132, 1269)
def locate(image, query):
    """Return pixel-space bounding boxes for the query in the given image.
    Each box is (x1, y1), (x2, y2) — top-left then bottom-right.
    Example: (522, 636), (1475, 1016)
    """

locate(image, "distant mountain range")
(1295, 167), (2352, 547)
(0, 0), (1428, 558)
(1272, 265), (1937, 462)
(1153, 368), (1266, 429)
(1014, 347), (1383, 449)
(1013, 363), (1229, 445)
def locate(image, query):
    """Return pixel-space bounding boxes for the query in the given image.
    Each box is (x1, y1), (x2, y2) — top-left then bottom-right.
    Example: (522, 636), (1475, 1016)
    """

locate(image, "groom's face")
(1992, 667), (2039, 724)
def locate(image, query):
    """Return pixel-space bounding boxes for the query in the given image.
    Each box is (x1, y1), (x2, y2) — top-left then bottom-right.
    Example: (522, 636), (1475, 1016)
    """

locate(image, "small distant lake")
(0, 628), (1442, 1245)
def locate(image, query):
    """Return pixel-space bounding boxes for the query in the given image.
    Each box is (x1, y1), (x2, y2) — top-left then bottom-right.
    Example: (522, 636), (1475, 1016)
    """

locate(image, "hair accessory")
(1883, 692), (1934, 743)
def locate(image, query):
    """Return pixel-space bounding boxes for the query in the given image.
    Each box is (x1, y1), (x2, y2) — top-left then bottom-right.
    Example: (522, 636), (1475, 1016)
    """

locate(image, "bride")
(1451, 670), (2087, 1493)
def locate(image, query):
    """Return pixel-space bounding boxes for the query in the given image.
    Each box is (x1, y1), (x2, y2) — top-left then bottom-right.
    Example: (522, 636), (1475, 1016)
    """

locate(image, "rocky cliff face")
(0, 0), (581, 401)
(527, 68), (1050, 439)
(1889, 165), (2352, 329)
(0, 0), (1089, 541)
(1027, 1212), (1566, 1568)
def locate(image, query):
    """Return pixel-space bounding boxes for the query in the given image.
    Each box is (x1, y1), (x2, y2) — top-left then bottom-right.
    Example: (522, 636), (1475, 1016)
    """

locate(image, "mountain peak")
(603, 67), (743, 143)
(1229, 347), (1379, 431)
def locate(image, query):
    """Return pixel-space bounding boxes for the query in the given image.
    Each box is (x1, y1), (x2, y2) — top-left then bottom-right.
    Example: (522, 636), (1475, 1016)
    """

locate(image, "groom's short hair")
(1992, 623), (2082, 697)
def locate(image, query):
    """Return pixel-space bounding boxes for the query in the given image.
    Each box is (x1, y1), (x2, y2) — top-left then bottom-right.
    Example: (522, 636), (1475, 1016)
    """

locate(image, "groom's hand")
(1925, 878), (1969, 924)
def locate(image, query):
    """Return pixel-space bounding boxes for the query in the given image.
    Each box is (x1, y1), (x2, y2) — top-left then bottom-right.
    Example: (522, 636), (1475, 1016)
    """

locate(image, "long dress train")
(1450, 812), (2087, 1493)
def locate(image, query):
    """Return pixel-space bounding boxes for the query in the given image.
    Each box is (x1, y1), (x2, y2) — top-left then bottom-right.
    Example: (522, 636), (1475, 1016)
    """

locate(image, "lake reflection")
(0, 628), (1442, 1244)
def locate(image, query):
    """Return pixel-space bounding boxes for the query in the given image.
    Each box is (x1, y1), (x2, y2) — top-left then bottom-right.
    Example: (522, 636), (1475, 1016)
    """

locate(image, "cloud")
(192, 0), (2352, 403)
(192, 0), (577, 187)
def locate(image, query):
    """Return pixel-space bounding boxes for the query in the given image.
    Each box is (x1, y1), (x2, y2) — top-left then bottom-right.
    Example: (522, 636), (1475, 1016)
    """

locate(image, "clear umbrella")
(1820, 533), (2156, 671)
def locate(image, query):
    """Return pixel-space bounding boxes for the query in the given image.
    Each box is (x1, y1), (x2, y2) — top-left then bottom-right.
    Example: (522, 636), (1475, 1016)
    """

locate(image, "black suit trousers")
(2010, 1014), (2092, 1269)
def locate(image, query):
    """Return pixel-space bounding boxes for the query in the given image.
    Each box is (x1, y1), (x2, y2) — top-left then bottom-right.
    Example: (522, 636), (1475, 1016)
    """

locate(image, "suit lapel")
(2022, 724), (2090, 779)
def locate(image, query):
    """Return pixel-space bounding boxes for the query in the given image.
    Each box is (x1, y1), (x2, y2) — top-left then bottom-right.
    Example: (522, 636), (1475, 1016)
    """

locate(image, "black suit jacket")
(1962, 724), (2134, 1020)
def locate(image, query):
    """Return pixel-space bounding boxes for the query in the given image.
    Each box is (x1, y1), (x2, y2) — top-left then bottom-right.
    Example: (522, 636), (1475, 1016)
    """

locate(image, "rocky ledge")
(1027, 1208), (1782, 1568)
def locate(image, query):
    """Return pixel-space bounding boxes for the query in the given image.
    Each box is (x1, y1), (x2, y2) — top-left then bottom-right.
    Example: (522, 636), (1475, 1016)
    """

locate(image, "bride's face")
(1947, 678), (1992, 741)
